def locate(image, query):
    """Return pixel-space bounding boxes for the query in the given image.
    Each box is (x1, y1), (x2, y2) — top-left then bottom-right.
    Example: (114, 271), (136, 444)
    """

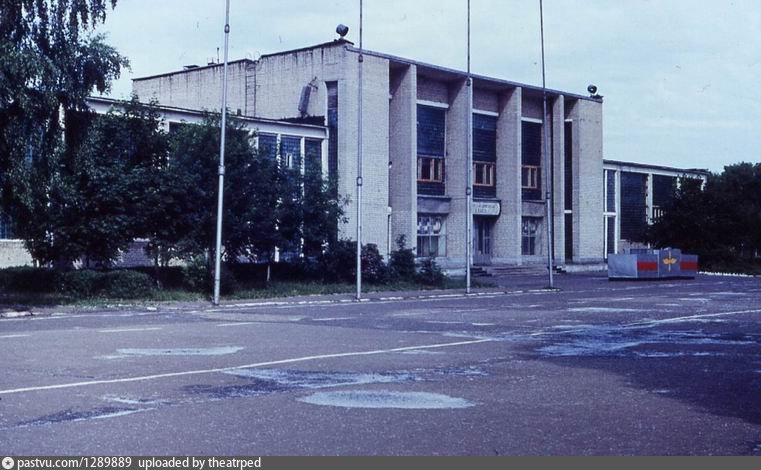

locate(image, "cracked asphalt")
(2, 273), (761, 455)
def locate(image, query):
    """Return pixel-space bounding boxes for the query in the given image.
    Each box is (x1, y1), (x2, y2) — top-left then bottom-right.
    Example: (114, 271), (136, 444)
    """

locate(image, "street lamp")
(465, 0), (473, 294)
(212, 0), (231, 305)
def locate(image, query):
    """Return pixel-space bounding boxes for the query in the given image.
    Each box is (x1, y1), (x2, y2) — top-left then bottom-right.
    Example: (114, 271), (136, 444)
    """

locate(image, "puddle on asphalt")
(14, 407), (145, 429)
(106, 347), (244, 358)
(297, 390), (475, 409)
(537, 326), (758, 358)
(224, 368), (416, 389)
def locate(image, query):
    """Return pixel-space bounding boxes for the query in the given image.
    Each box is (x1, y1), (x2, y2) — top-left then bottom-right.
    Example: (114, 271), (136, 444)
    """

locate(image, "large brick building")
(0, 39), (709, 270)
(132, 39), (604, 270)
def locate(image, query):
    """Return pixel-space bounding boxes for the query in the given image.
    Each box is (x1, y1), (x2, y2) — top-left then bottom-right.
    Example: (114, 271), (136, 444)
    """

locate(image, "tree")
(0, 0), (128, 264)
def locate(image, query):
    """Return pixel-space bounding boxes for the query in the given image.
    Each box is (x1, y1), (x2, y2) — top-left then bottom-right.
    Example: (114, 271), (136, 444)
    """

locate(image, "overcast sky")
(97, 0), (761, 172)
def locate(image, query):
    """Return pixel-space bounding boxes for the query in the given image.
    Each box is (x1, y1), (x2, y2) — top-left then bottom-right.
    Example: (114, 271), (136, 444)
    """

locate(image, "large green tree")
(0, 0), (128, 264)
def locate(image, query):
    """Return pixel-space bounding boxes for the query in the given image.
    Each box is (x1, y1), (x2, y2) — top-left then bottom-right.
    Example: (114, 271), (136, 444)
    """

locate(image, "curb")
(214, 287), (561, 310)
(0, 310), (34, 319)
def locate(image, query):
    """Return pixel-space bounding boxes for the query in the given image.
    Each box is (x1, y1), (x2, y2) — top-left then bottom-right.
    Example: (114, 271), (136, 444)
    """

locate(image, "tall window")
(522, 217), (540, 256)
(417, 215), (446, 257)
(258, 133), (277, 160)
(521, 121), (542, 200)
(417, 105), (446, 196)
(326, 81), (338, 186)
(473, 113), (497, 198)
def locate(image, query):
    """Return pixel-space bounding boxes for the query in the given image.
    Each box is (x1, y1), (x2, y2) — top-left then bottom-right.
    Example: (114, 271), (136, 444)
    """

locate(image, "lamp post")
(539, 0), (555, 289)
(465, 0), (473, 294)
(355, 0), (364, 301)
(212, 0), (231, 305)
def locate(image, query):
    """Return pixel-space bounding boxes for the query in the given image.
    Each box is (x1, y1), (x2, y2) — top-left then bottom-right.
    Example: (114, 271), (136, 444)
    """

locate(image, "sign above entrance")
(473, 201), (501, 217)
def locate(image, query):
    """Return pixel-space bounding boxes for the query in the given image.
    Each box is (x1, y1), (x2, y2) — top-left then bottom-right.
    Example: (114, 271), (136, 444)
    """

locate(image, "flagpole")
(355, 0), (364, 301)
(540, 0), (555, 289)
(212, 0), (231, 305)
(465, 0), (473, 294)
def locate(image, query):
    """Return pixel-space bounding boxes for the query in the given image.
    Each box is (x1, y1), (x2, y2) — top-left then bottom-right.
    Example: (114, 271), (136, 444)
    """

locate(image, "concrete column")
(388, 64), (418, 253)
(445, 78), (469, 267)
(551, 95), (565, 263)
(569, 99), (604, 263)
(493, 87), (522, 264)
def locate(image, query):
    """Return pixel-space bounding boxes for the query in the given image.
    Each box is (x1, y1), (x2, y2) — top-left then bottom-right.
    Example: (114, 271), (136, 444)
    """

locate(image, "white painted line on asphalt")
(625, 308), (761, 327)
(98, 327), (162, 334)
(311, 317), (353, 322)
(215, 322), (258, 327)
(0, 334), (30, 339)
(0, 338), (494, 396)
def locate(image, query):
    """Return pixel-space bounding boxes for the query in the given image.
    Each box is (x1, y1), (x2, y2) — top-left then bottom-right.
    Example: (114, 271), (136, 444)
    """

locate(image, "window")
(522, 217), (540, 256)
(280, 136), (302, 170)
(474, 162), (495, 186)
(522, 165), (539, 189)
(417, 215), (446, 257)
(0, 213), (15, 240)
(258, 133), (278, 160)
(418, 157), (444, 183)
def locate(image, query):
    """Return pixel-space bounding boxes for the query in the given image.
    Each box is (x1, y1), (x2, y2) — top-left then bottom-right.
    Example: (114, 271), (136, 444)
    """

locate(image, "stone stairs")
(471, 264), (550, 277)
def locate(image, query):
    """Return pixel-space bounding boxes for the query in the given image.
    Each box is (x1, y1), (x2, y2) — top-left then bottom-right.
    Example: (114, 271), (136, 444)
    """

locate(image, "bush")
(389, 235), (416, 282)
(100, 271), (155, 299)
(416, 257), (445, 287)
(361, 243), (389, 284)
(55, 270), (103, 298)
(0, 267), (57, 293)
(55, 270), (156, 299)
(181, 257), (238, 295)
(318, 240), (356, 283)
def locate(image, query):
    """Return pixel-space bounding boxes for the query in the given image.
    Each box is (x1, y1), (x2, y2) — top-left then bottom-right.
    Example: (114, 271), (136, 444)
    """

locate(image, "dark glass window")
(522, 121), (542, 200)
(417, 215), (446, 257)
(564, 121), (573, 210)
(280, 136), (302, 170)
(326, 81), (338, 186)
(417, 105), (446, 157)
(258, 133), (278, 160)
(304, 138), (322, 175)
(620, 172), (648, 242)
(0, 213), (15, 240)
(605, 169), (616, 212)
(473, 114), (497, 162)
(522, 217), (540, 256)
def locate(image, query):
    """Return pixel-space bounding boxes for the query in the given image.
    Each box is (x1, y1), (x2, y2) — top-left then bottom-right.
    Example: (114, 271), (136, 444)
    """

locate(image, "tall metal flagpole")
(465, 0), (473, 294)
(212, 0), (231, 305)
(355, 0), (364, 301)
(540, 0), (555, 289)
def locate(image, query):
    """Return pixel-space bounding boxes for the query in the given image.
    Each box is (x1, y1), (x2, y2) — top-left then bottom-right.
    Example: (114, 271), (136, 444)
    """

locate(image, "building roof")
(132, 39), (601, 103)
(603, 159), (710, 176)
(132, 58), (255, 82)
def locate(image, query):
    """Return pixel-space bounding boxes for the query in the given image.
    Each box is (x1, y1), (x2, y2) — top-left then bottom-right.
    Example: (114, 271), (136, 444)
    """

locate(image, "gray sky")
(98, 0), (761, 172)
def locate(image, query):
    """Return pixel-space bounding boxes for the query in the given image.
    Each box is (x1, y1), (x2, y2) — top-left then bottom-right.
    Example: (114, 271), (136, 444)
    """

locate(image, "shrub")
(0, 267), (57, 293)
(416, 257), (445, 287)
(361, 243), (389, 284)
(100, 271), (155, 299)
(318, 240), (356, 283)
(389, 235), (416, 282)
(181, 257), (238, 295)
(54, 270), (156, 299)
(55, 270), (103, 298)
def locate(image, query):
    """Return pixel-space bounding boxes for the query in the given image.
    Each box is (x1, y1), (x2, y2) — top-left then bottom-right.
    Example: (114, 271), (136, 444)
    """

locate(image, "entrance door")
(473, 218), (493, 266)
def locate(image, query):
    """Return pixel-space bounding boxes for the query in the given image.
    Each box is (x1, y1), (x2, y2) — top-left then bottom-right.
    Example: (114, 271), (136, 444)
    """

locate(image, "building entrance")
(473, 217), (494, 266)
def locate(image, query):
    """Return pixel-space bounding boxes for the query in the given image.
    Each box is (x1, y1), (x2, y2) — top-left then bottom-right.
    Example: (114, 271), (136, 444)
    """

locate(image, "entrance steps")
(471, 264), (549, 277)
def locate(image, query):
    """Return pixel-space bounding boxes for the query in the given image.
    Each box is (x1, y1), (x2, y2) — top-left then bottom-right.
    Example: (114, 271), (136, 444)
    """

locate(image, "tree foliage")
(648, 162), (761, 268)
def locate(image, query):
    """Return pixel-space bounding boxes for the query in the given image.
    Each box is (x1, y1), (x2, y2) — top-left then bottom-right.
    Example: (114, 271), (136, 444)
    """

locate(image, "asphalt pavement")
(2, 272), (761, 455)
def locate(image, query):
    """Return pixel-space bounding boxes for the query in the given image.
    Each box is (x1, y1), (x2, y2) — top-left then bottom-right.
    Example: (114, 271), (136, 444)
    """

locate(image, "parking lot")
(2, 273), (761, 455)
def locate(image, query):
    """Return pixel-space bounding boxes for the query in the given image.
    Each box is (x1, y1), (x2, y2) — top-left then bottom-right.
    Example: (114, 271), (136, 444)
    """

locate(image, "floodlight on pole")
(465, 0), (473, 294)
(539, 0), (555, 289)
(355, 0), (364, 301)
(212, 0), (231, 305)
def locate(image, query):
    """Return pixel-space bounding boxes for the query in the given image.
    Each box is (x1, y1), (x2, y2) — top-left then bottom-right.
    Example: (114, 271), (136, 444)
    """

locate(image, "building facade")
(0, 98), (327, 268)
(602, 160), (709, 257)
(133, 39), (605, 269)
